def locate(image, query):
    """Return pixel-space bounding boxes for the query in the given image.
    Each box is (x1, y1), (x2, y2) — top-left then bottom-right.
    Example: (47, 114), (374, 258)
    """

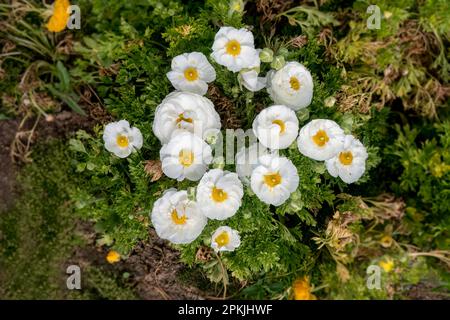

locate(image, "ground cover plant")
(0, 0), (449, 300)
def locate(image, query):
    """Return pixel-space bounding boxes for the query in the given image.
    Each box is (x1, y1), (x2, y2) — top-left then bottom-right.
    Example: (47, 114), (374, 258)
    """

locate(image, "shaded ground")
(69, 225), (210, 299)
(405, 282), (450, 300)
(0, 107), (105, 209)
(0, 120), (18, 213)
(120, 229), (209, 299)
(0, 108), (209, 300)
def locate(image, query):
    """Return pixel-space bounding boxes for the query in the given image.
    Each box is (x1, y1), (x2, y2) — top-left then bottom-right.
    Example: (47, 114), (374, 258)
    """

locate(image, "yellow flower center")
(184, 67), (199, 81)
(264, 172), (282, 188)
(226, 40), (241, 56)
(215, 231), (230, 247)
(106, 250), (121, 264)
(211, 187), (228, 203)
(339, 151), (353, 165)
(312, 130), (329, 147)
(116, 135), (129, 148)
(272, 119), (286, 134)
(171, 209), (187, 225)
(179, 149), (194, 167)
(176, 113), (193, 125)
(289, 76), (301, 91)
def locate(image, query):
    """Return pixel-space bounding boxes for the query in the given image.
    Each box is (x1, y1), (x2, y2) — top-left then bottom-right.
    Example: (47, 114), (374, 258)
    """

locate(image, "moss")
(0, 140), (136, 299)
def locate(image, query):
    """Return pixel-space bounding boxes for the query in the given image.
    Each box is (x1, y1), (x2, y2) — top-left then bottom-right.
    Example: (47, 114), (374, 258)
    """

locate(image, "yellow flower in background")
(380, 235), (393, 248)
(293, 277), (317, 300)
(46, 0), (70, 32)
(379, 258), (394, 272)
(106, 250), (121, 264)
(429, 153), (450, 178)
(229, 0), (244, 14)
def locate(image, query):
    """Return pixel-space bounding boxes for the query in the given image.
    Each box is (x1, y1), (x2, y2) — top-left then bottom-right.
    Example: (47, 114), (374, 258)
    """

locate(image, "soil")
(0, 106), (106, 210)
(405, 282), (450, 300)
(117, 229), (204, 299)
(4, 102), (112, 162)
(1, 105), (207, 300)
(68, 222), (208, 299)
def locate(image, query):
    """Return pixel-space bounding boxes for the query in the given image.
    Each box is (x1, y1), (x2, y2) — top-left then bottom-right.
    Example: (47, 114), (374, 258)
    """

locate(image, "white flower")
(325, 135), (368, 184)
(103, 120), (143, 158)
(211, 26), (260, 72)
(250, 154), (299, 206)
(266, 62), (314, 110)
(235, 143), (268, 184)
(297, 119), (345, 161)
(166, 52), (216, 95)
(153, 91), (221, 144)
(240, 69), (266, 92)
(160, 132), (213, 181)
(211, 226), (241, 252)
(196, 169), (244, 220)
(151, 188), (207, 244)
(253, 105), (299, 150)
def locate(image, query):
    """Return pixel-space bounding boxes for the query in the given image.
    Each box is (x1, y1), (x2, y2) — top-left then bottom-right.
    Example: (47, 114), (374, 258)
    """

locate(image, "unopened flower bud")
(270, 55), (285, 70)
(324, 96), (336, 108)
(277, 47), (289, 58)
(212, 156), (225, 169)
(204, 128), (221, 145)
(259, 48), (274, 63)
(296, 108), (310, 122)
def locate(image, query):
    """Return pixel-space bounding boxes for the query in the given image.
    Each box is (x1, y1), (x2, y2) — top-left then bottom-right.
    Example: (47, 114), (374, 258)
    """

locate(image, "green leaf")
(69, 139), (87, 154)
(63, 95), (86, 115)
(56, 61), (70, 92)
(46, 85), (86, 115)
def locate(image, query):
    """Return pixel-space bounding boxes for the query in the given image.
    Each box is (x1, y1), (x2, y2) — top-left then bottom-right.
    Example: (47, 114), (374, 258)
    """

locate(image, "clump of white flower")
(166, 52), (216, 95)
(160, 132), (212, 181)
(103, 120), (143, 158)
(145, 24), (372, 257)
(211, 26), (260, 72)
(151, 189), (207, 244)
(252, 105), (299, 150)
(153, 91), (221, 144)
(297, 119), (345, 161)
(250, 154), (299, 206)
(211, 226), (241, 252)
(325, 135), (368, 184)
(266, 62), (314, 110)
